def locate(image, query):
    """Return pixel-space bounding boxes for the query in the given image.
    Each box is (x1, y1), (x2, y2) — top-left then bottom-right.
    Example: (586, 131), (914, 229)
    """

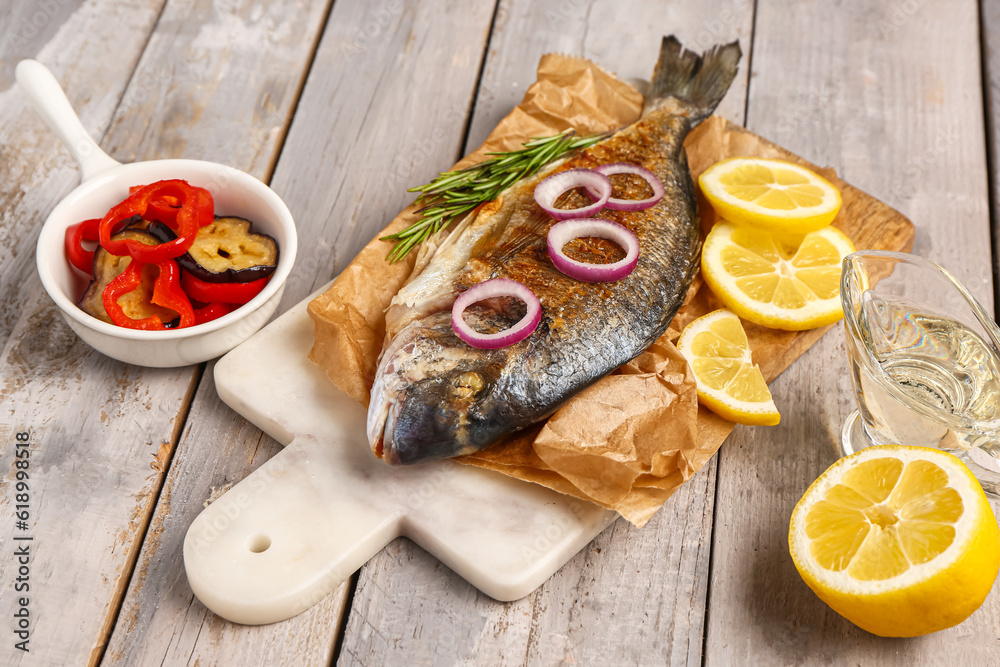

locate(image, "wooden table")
(3, 0), (999, 664)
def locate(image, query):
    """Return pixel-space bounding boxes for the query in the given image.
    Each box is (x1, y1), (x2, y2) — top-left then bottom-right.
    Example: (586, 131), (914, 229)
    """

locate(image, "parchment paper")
(307, 54), (915, 527)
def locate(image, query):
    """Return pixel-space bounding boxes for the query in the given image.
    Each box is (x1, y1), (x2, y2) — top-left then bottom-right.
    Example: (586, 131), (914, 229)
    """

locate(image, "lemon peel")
(789, 445), (1000, 637)
(701, 222), (855, 331)
(699, 157), (842, 235)
(676, 308), (779, 426)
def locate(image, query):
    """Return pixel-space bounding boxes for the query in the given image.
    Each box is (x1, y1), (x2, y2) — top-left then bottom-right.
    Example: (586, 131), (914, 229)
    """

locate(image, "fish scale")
(368, 36), (742, 464)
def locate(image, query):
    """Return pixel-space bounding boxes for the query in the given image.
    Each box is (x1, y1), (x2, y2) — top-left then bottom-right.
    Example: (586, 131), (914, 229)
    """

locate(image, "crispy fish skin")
(368, 36), (742, 464)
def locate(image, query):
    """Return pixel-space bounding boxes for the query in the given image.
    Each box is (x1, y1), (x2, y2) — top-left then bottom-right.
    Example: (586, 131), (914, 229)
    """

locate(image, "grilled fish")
(368, 36), (742, 464)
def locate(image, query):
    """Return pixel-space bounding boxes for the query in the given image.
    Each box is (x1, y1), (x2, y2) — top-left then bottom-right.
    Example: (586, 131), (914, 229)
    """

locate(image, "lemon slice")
(701, 221), (855, 330)
(789, 445), (1000, 637)
(676, 308), (779, 426)
(699, 157), (842, 234)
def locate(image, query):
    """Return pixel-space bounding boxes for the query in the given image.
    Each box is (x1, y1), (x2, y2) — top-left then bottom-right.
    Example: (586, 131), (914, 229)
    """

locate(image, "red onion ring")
(533, 169), (611, 220)
(451, 278), (541, 349)
(585, 162), (664, 211)
(547, 218), (639, 282)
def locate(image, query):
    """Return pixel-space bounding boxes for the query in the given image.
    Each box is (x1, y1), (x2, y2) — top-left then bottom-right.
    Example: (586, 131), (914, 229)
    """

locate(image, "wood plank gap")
(457, 0), (504, 156)
(181, 619), (206, 667)
(91, 363), (205, 667)
(740, 0), (760, 128)
(978, 0), (1000, 313)
(700, 4), (759, 663)
(262, 0), (340, 185)
(94, 0), (172, 149)
(329, 572), (361, 666)
(699, 458), (724, 667)
(170, 363), (206, 456)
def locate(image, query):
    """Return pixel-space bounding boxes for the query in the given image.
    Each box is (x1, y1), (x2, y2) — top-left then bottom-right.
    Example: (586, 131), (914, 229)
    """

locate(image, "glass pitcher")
(839, 250), (1000, 496)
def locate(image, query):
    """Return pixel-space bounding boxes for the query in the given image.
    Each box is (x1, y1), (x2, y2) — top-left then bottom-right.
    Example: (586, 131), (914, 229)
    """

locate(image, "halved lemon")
(699, 157), (842, 235)
(701, 221), (855, 330)
(789, 445), (1000, 637)
(676, 308), (779, 426)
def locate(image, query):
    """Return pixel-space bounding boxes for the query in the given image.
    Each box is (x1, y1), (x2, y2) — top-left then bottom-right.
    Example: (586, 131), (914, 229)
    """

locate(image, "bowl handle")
(15, 59), (121, 182)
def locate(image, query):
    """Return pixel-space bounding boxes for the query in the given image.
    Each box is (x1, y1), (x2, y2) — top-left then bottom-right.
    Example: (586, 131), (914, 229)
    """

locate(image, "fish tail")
(646, 35), (742, 123)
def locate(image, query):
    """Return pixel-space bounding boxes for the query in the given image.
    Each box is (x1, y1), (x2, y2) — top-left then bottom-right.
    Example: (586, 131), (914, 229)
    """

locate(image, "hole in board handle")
(248, 534), (271, 553)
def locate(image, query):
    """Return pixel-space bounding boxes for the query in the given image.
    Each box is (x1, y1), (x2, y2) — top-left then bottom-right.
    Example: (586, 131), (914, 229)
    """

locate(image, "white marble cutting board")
(183, 287), (617, 625)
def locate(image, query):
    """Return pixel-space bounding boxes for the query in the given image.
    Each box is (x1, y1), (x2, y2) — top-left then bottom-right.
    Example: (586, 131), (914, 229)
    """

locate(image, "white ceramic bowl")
(20, 60), (297, 367)
(36, 160), (296, 367)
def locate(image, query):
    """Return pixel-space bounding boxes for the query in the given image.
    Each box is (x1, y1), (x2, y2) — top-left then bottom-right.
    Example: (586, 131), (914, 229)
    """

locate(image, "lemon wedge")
(700, 221), (855, 330)
(789, 445), (1000, 637)
(699, 157), (842, 235)
(676, 308), (779, 426)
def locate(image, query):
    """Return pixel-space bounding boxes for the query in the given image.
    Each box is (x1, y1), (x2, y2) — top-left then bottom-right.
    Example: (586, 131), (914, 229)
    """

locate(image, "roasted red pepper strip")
(146, 197), (181, 227)
(64, 218), (101, 274)
(99, 180), (213, 263)
(102, 261), (164, 330)
(182, 187), (213, 230)
(181, 271), (270, 305)
(102, 260), (194, 330)
(151, 260), (195, 328)
(128, 185), (208, 229)
(193, 302), (236, 324)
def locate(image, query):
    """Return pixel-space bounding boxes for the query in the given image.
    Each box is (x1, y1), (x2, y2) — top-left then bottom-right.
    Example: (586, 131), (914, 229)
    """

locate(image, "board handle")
(183, 436), (401, 624)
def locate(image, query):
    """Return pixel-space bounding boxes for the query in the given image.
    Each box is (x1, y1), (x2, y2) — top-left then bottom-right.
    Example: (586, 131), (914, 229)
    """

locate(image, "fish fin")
(469, 206), (550, 266)
(646, 35), (742, 123)
(465, 203), (508, 259)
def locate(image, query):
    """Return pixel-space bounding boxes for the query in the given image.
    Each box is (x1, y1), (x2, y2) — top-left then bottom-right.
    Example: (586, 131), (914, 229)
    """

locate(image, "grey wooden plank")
(467, 0), (751, 151)
(337, 1), (754, 665)
(0, 3), (173, 666)
(102, 0), (501, 664)
(705, 0), (1000, 664)
(272, 0), (500, 303)
(93, 0), (343, 664)
(0, 0), (85, 85)
(101, 0), (326, 182)
(104, 364), (349, 667)
(340, 469), (717, 667)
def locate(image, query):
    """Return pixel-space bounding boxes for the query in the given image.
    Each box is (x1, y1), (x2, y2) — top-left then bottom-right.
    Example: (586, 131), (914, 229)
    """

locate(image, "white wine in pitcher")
(840, 251), (1000, 495)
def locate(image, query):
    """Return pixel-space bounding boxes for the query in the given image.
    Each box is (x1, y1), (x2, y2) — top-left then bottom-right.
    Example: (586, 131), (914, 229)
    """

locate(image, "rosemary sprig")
(382, 130), (604, 262)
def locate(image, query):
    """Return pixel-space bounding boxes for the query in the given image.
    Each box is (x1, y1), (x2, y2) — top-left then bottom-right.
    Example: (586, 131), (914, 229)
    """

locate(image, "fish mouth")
(366, 372), (391, 459)
(370, 401), (436, 466)
(367, 372), (409, 464)
(373, 407), (402, 464)
(367, 381), (471, 465)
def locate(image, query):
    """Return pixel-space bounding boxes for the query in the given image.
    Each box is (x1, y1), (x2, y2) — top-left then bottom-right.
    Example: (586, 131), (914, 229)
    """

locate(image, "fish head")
(367, 316), (509, 465)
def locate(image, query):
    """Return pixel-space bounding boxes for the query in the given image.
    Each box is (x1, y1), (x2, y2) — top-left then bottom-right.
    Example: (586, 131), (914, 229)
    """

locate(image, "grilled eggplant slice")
(145, 220), (178, 244)
(149, 216), (278, 283)
(122, 214), (151, 231)
(78, 229), (179, 327)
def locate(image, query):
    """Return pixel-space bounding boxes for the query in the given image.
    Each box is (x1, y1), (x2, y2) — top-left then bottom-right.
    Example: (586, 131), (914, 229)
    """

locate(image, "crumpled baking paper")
(306, 53), (914, 526)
